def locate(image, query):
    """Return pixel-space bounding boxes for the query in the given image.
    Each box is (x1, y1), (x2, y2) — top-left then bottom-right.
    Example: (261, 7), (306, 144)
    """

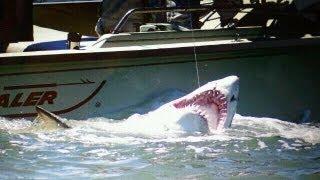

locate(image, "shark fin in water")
(35, 106), (71, 129)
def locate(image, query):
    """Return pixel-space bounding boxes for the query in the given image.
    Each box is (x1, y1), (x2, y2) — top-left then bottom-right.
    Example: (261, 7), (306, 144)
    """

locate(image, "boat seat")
(24, 37), (97, 52)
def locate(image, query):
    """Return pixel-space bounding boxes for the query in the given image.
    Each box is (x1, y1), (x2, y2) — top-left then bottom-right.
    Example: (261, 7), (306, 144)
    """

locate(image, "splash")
(1, 114), (320, 179)
(1, 91), (320, 179)
(232, 114), (320, 145)
(0, 117), (33, 132)
(1, 113), (319, 145)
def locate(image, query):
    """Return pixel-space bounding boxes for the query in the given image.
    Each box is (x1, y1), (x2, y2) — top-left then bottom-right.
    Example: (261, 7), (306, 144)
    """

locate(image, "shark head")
(171, 76), (239, 132)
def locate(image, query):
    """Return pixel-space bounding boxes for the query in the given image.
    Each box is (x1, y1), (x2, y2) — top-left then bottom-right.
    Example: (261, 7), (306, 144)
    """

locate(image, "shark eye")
(230, 95), (237, 102)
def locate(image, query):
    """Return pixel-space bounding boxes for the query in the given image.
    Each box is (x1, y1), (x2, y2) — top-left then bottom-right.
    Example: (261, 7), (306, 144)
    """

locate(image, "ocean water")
(0, 91), (320, 179)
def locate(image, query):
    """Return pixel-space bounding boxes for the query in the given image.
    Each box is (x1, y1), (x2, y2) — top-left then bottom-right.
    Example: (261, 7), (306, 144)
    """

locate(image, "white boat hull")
(1, 37), (320, 122)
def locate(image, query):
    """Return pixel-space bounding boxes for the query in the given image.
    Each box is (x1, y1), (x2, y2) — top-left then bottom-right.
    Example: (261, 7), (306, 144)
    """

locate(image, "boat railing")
(111, 3), (283, 34)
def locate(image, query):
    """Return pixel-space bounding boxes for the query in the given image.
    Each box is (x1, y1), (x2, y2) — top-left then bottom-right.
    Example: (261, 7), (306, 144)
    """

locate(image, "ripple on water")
(0, 114), (320, 178)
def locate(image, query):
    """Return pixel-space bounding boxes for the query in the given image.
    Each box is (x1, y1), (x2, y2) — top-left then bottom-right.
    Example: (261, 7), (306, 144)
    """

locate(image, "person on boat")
(166, 0), (201, 29)
(95, 0), (201, 36)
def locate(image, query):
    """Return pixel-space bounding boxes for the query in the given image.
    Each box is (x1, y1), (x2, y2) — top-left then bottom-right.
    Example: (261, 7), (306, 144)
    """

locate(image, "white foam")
(86, 149), (110, 156)
(257, 140), (267, 149)
(1, 113), (319, 146)
(56, 149), (70, 154)
(186, 145), (214, 154)
(0, 117), (33, 131)
(233, 114), (320, 145)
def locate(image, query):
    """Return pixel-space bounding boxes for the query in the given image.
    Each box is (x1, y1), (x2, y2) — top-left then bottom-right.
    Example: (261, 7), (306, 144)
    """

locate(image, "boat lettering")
(0, 91), (57, 108)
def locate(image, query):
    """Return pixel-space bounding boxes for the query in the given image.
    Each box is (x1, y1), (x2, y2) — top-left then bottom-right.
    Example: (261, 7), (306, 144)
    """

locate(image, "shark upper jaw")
(172, 76), (239, 132)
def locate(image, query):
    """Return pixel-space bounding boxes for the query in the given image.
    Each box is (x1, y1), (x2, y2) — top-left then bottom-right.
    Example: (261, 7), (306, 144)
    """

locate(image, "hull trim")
(0, 51), (287, 77)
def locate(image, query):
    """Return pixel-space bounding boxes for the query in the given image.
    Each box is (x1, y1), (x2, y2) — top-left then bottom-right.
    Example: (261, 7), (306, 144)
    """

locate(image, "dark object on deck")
(0, 43), (9, 53)
(0, 0), (33, 52)
(67, 32), (82, 50)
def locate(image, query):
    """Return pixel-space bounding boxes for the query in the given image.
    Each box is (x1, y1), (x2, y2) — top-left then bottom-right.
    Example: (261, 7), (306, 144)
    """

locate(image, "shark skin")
(35, 106), (71, 129)
(35, 76), (240, 134)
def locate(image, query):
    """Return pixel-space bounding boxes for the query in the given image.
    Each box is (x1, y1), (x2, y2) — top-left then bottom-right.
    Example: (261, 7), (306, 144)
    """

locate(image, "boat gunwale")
(91, 27), (264, 46)
(0, 37), (319, 65)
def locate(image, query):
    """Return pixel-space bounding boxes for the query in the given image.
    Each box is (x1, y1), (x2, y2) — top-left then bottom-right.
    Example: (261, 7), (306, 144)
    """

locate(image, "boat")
(0, 0), (319, 122)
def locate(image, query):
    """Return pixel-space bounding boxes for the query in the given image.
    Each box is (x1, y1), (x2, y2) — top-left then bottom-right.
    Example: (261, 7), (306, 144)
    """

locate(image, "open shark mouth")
(173, 89), (228, 132)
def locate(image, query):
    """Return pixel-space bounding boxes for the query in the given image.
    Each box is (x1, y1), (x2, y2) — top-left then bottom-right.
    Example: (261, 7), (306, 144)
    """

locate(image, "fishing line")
(187, 0), (201, 88)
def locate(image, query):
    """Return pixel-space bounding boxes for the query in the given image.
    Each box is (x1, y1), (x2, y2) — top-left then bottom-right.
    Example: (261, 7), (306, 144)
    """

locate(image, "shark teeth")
(174, 88), (229, 131)
(218, 102), (227, 109)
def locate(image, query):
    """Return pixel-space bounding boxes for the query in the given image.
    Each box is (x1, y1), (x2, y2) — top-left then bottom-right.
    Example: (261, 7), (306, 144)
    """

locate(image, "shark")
(35, 76), (240, 134)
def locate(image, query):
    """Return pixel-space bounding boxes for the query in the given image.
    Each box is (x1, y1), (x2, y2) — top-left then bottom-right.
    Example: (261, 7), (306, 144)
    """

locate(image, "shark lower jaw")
(173, 89), (228, 132)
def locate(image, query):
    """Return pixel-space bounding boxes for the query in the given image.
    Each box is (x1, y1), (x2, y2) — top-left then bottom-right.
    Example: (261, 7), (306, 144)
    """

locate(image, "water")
(1, 105), (320, 179)
(1, 117), (320, 179)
